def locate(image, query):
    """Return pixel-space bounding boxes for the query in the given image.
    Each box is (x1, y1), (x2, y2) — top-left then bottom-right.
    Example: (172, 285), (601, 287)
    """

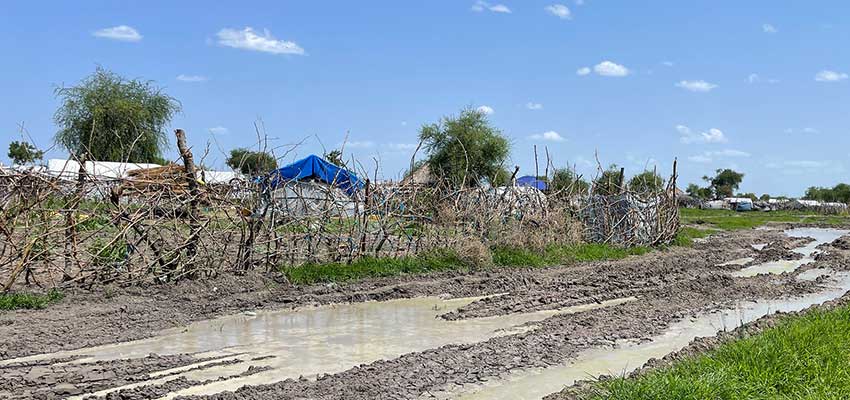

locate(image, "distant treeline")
(803, 183), (850, 204)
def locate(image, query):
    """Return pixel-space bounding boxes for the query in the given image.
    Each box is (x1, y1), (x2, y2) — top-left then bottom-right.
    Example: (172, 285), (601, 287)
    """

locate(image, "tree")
(226, 148), (278, 176)
(804, 183), (850, 203)
(759, 193), (771, 201)
(702, 169), (744, 199)
(628, 170), (664, 194)
(551, 168), (590, 195)
(685, 183), (712, 200)
(592, 164), (624, 196)
(54, 67), (181, 163)
(7, 141), (44, 165)
(418, 107), (510, 186)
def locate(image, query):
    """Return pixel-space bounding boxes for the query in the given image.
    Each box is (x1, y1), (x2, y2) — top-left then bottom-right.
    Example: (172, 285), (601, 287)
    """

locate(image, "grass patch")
(491, 243), (649, 267)
(680, 208), (850, 231)
(0, 290), (63, 310)
(281, 250), (465, 285)
(285, 243), (652, 285)
(672, 226), (714, 247)
(587, 303), (850, 399)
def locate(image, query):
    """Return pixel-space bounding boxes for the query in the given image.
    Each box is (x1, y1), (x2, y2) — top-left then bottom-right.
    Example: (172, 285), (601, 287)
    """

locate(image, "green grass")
(283, 243), (651, 285)
(587, 303), (850, 400)
(680, 208), (850, 231)
(671, 226), (714, 247)
(0, 290), (63, 310)
(281, 250), (466, 285)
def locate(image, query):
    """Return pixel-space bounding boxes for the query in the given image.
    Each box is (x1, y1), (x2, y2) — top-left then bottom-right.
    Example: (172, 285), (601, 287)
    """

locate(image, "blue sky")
(2, 1), (849, 196)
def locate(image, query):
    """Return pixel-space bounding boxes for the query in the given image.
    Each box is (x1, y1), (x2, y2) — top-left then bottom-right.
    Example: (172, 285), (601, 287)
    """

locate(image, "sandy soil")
(2, 226), (845, 399)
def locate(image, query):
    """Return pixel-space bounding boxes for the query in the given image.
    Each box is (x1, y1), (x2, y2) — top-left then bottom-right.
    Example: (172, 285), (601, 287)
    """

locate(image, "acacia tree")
(551, 168), (590, 195)
(592, 164), (624, 196)
(7, 141), (44, 165)
(418, 107), (510, 187)
(628, 170), (664, 195)
(226, 148), (278, 176)
(703, 168), (744, 199)
(53, 67), (181, 163)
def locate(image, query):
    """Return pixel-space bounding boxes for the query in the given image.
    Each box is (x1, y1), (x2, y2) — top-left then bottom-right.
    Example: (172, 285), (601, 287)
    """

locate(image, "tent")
(516, 175), (548, 191)
(266, 155), (364, 196)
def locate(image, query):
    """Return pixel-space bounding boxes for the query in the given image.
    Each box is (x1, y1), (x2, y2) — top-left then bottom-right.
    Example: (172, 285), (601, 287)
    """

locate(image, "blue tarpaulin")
(516, 175), (548, 191)
(266, 155), (364, 196)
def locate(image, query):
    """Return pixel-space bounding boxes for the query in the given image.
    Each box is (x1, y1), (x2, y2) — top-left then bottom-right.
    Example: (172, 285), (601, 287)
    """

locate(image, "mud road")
(3, 225), (849, 399)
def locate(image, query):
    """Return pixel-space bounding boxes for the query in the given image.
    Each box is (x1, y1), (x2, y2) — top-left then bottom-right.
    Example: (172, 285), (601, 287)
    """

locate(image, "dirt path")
(3, 226), (845, 399)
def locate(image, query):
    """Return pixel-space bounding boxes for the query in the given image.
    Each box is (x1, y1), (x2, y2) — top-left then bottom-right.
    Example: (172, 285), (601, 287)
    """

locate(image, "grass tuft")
(587, 304), (850, 399)
(0, 290), (63, 311)
(281, 250), (466, 285)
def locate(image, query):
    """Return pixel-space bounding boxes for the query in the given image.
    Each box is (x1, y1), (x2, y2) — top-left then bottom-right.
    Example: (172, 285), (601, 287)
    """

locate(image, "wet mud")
(3, 226), (850, 399)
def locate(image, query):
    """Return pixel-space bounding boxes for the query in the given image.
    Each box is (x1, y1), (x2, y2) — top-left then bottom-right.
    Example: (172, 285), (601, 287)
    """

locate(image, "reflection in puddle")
(733, 228), (848, 277)
(443, 272), (850, 400)
(4, 296), (633, 399)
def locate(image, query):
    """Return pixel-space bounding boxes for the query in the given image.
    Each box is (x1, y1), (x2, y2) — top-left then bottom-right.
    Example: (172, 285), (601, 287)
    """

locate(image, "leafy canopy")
(226, 148), (278, 176)
(686, 183), (713, 200)
(418, 107), (510, 186)
(592, 164), (624, 196)
(7, 141), (44, 165)
(703, 168), (744, 199)
(54, 67), (181, 163)
(804, 183), (850, 203)
(551, 168), (590, 195)
(628, 170), (665, 195)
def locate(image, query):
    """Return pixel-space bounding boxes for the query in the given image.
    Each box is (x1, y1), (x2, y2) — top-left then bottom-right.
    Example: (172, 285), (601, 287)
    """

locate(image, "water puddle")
(3, 295), (633, 399)
(439, 271), (850, 400)
(717, 257), (754, 267)
(752, 243), (767, 251)
(732, 228), (848, 277)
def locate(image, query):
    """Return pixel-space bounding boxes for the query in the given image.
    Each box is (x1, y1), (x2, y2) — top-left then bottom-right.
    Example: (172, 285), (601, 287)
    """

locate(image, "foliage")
(225, 148), (278, 176)
(89, 238), (129, 266)
(628, 170), (664, 195)
(281, 250), (466, 284)
(7, 141), (44, 165)
(0, 290), (63, 310)
(702, 168), (744, 199)
(551, 168), (590, 195)
(672, 227), (713, 247)
(587, 303), (850, 399)
(804, 183), (850, 203)
(737, 192), (758, 201)
(759, 193), (771, 201)
(593, 165), (624, 196)
(54, 67), (181, 163)
(418, 107), (510, 187)
(685, 183), (712, 200)
(324, 149), (345, 167)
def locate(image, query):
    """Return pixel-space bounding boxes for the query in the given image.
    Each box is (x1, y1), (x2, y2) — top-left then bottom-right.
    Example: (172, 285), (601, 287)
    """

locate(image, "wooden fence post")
(175, 129), (201, 269)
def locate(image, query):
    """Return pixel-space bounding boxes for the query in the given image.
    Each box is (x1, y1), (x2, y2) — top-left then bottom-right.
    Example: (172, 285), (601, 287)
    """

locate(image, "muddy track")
(3, 226), (845, 399)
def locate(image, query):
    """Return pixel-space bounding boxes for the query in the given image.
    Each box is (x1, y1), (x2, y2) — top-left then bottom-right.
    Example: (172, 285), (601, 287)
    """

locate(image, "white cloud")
(748, 73), (760, 84)
(530, 130), (565, 142)
(92, 25), (142, 42)
(802, 127), (820, 134)
(576, 67), (591, 76)
(661, 61), (674, 67)
(676, 80), (718, 92)
(687, 155), (712, 163)
(217, 27), (304, 55)
(472, 1), (511, 13)
(526, 102), (543, 110)
(401, 121), (408, 126)
(209, 126), (228, 135)
(762, 24), (778, 34)
(593, 61), (630, 77)
(545, 4), (572, 20)
(575, 0), (585, 5)
(815, 70), (848, 82)
(383, 143), (418, 151)
(344, 141), (375, 148)
(477, 105), (495, 115)
(688, 149), (750, 163)
(177, 74), (208, 82)
(677, 125), (728, 144)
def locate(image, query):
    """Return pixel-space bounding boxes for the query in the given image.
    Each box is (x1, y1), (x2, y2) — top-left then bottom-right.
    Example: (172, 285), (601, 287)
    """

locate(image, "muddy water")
(442, 271), (850, 400)
(9, 295), (633, 399)
(732, 228), (848, 277)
